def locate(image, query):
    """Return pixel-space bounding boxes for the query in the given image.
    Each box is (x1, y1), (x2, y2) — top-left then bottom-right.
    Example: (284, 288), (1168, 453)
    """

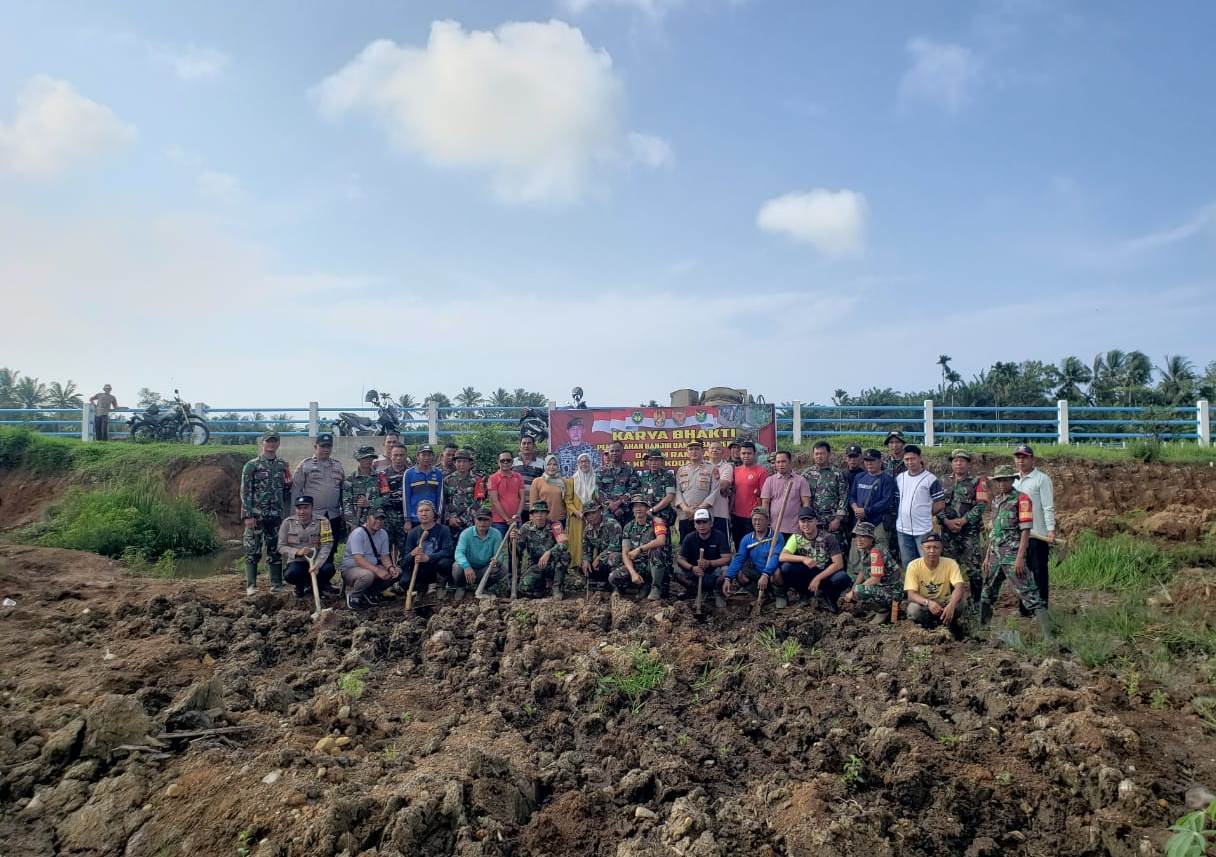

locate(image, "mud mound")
(2, 545), (1215, 856)
(166, 456), (246, 537)
(0, 470), (70, 530)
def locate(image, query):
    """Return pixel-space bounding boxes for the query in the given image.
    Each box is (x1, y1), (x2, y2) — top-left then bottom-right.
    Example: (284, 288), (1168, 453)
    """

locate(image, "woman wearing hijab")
(530, 454), (569, 534)
(566, 452), (598, 567)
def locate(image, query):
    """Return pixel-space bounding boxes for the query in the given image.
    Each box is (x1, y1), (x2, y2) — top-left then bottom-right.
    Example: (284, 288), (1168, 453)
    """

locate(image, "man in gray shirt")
(88, 384), (120, 441)
(341, 508), (399, 608)
(1013, 443), (1056, 610)
(293, 433), (346, 542)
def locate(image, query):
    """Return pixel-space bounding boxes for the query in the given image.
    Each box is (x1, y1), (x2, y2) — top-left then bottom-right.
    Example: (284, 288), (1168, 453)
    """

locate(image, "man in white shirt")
(894, 444), (946, 566)
(1013, 443), (1056, 609)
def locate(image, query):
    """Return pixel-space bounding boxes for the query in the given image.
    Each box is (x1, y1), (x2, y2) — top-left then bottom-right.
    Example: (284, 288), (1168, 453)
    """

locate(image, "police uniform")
(292, 433), (347, 543)
(277, 496), (336, 596)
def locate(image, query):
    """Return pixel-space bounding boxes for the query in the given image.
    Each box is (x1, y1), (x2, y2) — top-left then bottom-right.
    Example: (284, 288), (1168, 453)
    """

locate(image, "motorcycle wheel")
(178, 419), (210, 446)
(130, 422), (157, 442)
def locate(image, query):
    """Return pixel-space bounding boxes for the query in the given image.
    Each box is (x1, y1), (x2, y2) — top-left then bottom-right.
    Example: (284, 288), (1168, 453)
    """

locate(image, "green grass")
(26, 478), (218, 560)
(598, 646), (667, 713)
(1051, 531), (1176, 590)
(337, 667), (370, 700)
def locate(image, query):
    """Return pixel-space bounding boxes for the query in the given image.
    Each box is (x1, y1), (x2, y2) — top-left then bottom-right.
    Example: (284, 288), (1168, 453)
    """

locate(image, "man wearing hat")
(278, 495), (336, 599)
(674, 439), (718, 542)
(904, 532), (968, 635)
(403, 444), (443, 528)
(240, 430), (293, 595)
(883, 432), (907, 478)
(442, 448), (483, 539)
(981, 465), (1052, 638)
(581, 500), (624, 592)
(848, 449), (896, 551)
(1013, 443), (1056, 610)
(801, 441), (849, 537)
(293, 432), (347, 545)
(722, 506), (780, 607)
(637, 448), (677, 530)
(88, 383), (120, 441)
(402, 499), (455, 600)
(674, 508), (732, 599)
(451, 507), (504, 601)
(556, 414), (601, 477)
(840, 521), (904, 618)
(343, 445), (384, 530)
(615, 495), (670, 600)
(776, 509), (846, 610)
(510, 500), (571, 598)
(340, 507), (400, 608)
(939, 449), (989, 603)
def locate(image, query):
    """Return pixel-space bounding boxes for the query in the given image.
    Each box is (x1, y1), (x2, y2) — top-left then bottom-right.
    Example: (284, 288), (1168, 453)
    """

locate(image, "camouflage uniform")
(801, 465), (848, 530)
(342, 471), (383, 530)
(939, 475), (988, 600)
(582, 516), (624, 590)
(883, 455), (906, 478)
(378, 466), (409, 558)
(511, 521), (570, 597)
(637, 469), (677, 527)
(240, 455), (292, 587)
(442, 472), (483, 531)
(598, 463), (640, 524)
(613, 518), (669, 595)
(982, 489), (1043, 612)
(774, 530), (843, 598)
(848, 540), (904, 609)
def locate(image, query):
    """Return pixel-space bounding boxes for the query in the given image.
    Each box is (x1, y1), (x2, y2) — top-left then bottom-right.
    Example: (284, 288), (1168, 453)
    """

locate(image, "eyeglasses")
(498, 458), (513, 463)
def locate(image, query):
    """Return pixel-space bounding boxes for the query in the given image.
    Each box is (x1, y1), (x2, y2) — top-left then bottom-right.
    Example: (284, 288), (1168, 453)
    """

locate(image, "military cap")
(990, 464), (1018, 480)
(417, 444), (434, 454)
(950, 448), (972, 461)
(261, 429), (281, 441)
(727, 440), (741, 448)
(530, 500), (549, 513)
(355, 445), (377, 460)
(315, 432), (334, 445)
(629, 494), (648, 507)
(645, 448), (664, 459)
(845, 444), (863, 457)
(686, 439), (704, 448)
(568, 415), (585, 428)
(584, 500), (603, 514)
(921, 532), (943, 544)
(294, 495), (314, 506)
(693, 508), (711, 522)
(1013, 443), (1034, 457)
(797, 506), (818, 521)
(750, 506), (770, 518)
(862, 448), (882, 461)
(885, 431), (904, 444)
(852, 521), (876, 537)
(473, 507), (492, 519)
(454, 450), (473, 461)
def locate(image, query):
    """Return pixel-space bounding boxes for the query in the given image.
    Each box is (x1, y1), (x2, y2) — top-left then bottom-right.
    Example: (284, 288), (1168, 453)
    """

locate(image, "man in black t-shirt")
(674, 509), (733, 598)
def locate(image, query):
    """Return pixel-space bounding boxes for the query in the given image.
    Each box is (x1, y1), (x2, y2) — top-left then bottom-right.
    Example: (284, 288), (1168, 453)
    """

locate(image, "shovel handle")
(404, 556), (422, 611)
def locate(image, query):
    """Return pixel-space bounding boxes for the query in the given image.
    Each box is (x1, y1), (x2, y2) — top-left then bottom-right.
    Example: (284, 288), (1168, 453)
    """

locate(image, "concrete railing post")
(427, 400), (439, 445)
(82, 403), (94, 442)
(792, 401), (802, 446)
(1057, 400), (1070, 445)
(308, 402), (319, 439)
(923, 399), (934, 447)
(1199, 400), (1211, 447)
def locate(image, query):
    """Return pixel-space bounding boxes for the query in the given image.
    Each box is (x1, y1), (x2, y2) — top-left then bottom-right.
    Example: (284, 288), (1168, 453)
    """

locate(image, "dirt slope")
(2, 544), (1214, 857)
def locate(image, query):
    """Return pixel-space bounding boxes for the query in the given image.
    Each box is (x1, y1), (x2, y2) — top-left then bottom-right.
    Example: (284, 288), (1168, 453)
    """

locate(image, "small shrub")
(338, 667), (370, 700)
(1165, 799), (1216, 857)
(1151, 689), (1169, 710)
(455, 427), (519, 476)
(841, 754), (864, 787)
(598, 646), (667, 713)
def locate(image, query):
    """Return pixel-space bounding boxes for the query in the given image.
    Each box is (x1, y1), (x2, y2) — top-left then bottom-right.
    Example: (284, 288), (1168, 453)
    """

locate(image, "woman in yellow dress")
(566, 452), (598, 568)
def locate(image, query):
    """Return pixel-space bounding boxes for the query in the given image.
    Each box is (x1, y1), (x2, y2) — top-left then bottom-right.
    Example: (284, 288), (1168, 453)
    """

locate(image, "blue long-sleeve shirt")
(726, 529), (781, 579)
(849, 471), (896, 527)
(454, 525), (503, 569)
(403, 466), (443, 523)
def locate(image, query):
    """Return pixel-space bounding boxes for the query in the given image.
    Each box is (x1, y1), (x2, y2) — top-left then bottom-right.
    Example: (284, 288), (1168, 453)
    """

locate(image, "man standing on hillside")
(893, 444), (946, 564)
(802, 441), (848, 537)
(849, 449), (896, 550)
(403, 444), (443, 529)
(884, 432), (908, 478)
(343, 446), (382, 530)
(379, 445), (410, 560)
(730, 441), (768, 548)
(674, 439), (716, 542)
(761, 450), (811, 541)
(938, 449), (988, 603)
(88, 384), (120, 441)
(981, 465), (1052, 639)
(1013, 443), (1056, 610)
(840, 444), (865, 553)
(292, 433), (347, 545)
(597, 440), (639, 526)
(240, 430), (293, 595)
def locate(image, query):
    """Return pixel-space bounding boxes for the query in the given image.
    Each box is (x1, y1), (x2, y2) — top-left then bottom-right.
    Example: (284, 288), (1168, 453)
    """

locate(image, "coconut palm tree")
(455, 386), (483, 408)
(0, 368), (18, 408)
(1053, 356), (1092, 403)
(396, 393), (418, 418)
(424, 392), (452, 409)
(13, 376), (48, 409)
(1155, 354), (1197, 404)
(45, 380), (84, 409)
(489, 388), (513, 407)
(936, 355), (954, 395)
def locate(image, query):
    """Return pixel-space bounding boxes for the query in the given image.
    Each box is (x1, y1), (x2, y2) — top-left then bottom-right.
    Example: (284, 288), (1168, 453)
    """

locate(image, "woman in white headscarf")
(566, 452), (598, 567)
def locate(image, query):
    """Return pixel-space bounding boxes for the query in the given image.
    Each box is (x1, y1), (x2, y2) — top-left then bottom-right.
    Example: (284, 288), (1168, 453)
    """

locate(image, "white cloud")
(152, 44), (230, 80)
(313, 20), (668, 204)
(898, 37), (982, 113)
(561, 0), (685, 15)
(756, 189), (868, 258)
(627, 132), (673, 168)
(0, 76), (135, 178)
(1116, 202), (1216, 256)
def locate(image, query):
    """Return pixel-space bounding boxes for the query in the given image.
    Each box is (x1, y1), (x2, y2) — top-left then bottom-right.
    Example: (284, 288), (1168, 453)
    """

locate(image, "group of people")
(238, 427), (1057, 637)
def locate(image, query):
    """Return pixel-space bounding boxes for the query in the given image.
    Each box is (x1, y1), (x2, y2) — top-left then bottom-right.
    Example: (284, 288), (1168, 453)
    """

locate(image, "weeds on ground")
(235, 829), (254, 857)
(522, 702), (537, 718)
(337, 667), (370, 700)
(512, 609), (534, 628)
(1193, 697), (1216, 730)
(1051, 531), (1175, 590)
(1165, 799), (1216, 857)
(598, 646), (667, 713)
(995, 771), (1012, 786)
(841, 755), (864, 787)
(121, 546), (179, 577)
(691, 665), (721, 702)
(0, 426), (254, 479)
(1118, 658), (1141, 702)
(1151, 689), (1169, 710)
(755, 627), (801, 664)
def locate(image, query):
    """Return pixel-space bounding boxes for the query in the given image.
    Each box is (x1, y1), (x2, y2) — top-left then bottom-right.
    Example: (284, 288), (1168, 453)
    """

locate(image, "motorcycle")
(519, 407), (549, 443)
(335, 390), (402, 437)
(128, 390), (210, 445)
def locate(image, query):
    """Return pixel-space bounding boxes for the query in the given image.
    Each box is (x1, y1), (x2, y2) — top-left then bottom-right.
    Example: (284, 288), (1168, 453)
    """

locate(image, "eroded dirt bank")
(2, 545), (1214, 857)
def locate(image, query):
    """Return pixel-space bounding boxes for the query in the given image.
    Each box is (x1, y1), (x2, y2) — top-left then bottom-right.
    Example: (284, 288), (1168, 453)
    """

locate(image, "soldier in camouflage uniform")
(240, 430), (293, 595)
(981, 466), (1051, 638)
(883, 431), (907, 478)
(840, 521), (904, 616)
(581, 501), (623, 592)
(442, 449), (483, 539)
(775, 510), (847, 610)
(801, 441), (849, 536)
(378, 446), (410, 561)
(637, 449), (677, 529)
(507, 501), (571, 599)
(938, 449), (989, 603)
(598, 440), (639, 525)
(613, 495), (670, 600)
(342, 446), (383, 530)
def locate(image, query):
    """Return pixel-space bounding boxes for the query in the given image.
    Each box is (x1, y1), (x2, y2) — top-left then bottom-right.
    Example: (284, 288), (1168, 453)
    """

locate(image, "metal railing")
(1, 399), (1212, 447)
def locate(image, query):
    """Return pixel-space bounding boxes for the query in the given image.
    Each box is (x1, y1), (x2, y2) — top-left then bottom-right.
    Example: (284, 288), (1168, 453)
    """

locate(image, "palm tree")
(1123, 351), (1152, 403)
(46, 380), (84, 409)
(13, 376), (48, 409)
(0, 367), (18, 408)
(424, 392), (452, 409)
(489, 388), (513, 407)
(936, 355), (953, 394)
(1053, 356), (1092, 403)
(1155, 354), (1197, 404)
(396, 393), (418, 418)
(455, 386), (483, 408)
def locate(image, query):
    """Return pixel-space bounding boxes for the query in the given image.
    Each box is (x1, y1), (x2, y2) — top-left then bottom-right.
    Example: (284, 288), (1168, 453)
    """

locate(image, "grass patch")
(338, 667), (370, 700)
(1052, 531), (1175, 591)
(598, 646), (667, 713)
(26, 478), (217, 559)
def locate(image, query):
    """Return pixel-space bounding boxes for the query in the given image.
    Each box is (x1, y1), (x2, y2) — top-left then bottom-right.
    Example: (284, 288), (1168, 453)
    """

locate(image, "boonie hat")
(355, 445), (376, 460)
(454, 450), (473, 461)
(990, 464), (1018, 480)
(692, 508), (711, 522)
(629, 494), (648, 507)
(262, 429), (281, 441)
(852, 521), (876, 537)
(645, 448), (664, 459)
(530, 500), (549, 513)
(951, 449), (972, 461)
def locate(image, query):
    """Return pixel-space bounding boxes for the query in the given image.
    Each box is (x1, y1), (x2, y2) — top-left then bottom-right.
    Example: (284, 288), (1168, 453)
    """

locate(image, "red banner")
(548, 404), (776, 474)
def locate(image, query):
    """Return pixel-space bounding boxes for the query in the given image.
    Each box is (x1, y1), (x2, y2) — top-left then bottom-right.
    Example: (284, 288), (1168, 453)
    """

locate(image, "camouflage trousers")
(493, 545), (571, 597)
(243, 516), (283, 586)
(585, 551), (623, 591)
(609, 548), (669, 596)
(982, 557), (1045, 613)
(942, 530), (984, 601)
(382, 511), (408, 562)
(852, 581), (902, 610)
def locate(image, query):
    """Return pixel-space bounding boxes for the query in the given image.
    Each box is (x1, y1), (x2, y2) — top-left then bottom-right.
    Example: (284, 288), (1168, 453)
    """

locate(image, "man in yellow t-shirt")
(903, 532), (967, 635)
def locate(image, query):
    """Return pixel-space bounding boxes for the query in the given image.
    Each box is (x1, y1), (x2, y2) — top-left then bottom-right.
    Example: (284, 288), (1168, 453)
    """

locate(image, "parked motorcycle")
(335, 390), (402, 437)
(128, 390), (210, 445)
(519, 407), (549, 443)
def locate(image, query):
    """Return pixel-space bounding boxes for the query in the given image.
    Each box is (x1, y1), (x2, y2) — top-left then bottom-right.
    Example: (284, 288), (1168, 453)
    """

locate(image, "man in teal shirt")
(451, 508), (504, 601)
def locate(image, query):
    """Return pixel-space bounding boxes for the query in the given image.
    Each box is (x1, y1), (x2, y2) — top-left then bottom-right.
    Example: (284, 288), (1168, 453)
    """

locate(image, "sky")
(2, 0), (1214, 409)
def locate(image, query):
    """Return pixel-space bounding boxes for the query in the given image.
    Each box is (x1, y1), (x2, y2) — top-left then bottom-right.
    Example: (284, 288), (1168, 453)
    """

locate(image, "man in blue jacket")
(721, 506), (780, 607)
(849, 448), (897, 550)
(401, 500), (454, 602)
(403, 444), (443, 529)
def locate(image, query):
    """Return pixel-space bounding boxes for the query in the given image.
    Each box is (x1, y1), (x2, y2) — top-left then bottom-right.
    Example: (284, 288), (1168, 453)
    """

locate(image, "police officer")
(240, 430), (292, 595)
(278, 495), (337, 598)
(293, 432), (346, 544)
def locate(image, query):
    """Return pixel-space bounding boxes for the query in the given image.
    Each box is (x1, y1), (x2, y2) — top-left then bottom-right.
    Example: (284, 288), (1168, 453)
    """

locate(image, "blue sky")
(2, 0), (1213, 408)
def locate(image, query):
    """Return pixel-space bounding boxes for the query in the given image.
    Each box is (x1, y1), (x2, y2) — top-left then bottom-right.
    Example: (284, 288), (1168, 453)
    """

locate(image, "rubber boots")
(1034, 607), (1054, 641)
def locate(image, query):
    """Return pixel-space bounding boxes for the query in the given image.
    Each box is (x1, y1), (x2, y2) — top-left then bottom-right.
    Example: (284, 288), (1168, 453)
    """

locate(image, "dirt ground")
(2, 544), (1215, 857)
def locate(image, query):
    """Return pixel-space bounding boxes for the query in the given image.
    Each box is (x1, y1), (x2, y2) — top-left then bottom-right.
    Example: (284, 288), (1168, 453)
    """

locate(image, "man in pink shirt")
(760, 450), (811, 540)
(730, 441), (769, 549)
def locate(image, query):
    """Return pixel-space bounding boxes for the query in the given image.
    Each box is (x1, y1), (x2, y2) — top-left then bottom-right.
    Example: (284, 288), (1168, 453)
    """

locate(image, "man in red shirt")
(488, 450), (526, 535)
(730, 441), (768, 549)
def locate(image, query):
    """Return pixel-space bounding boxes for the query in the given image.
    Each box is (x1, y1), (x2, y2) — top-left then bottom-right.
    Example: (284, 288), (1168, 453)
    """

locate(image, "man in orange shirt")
(730, 441), (768, 549)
